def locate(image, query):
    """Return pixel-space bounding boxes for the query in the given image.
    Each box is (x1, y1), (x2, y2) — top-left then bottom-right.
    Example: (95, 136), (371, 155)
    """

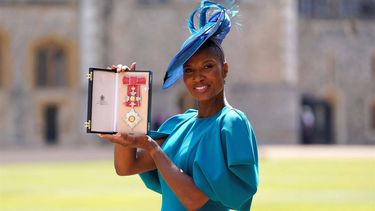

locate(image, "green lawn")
(0, 159), (374, 211)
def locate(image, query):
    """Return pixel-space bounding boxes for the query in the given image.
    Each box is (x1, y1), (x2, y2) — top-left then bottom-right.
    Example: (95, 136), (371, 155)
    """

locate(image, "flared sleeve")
(138, 169), (162, 194)
(192, 109), (259, 210)
(139, 110), (197, 194)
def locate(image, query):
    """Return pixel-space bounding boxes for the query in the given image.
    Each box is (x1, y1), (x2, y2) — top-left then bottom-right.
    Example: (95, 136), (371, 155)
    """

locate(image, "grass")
(255, 158), (374, 211)
(0, 159), (374, 211)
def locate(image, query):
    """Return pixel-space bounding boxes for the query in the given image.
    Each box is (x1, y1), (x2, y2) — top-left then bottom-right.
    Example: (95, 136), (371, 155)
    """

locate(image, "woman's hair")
(198, 39), (225, 65)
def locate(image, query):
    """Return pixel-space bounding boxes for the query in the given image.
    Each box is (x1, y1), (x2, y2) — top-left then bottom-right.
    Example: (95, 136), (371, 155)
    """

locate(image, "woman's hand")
(99, 133), (158, 154)
(98, 132), (166, 175)
(108, 62), (137, 72)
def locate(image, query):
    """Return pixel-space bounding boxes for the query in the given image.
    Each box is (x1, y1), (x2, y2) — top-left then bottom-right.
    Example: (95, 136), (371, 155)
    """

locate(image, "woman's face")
(183, 47), (228, 102)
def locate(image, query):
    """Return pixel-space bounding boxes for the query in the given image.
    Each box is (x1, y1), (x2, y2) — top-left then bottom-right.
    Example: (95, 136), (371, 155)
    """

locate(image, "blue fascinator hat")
(162, 0), (236, 89)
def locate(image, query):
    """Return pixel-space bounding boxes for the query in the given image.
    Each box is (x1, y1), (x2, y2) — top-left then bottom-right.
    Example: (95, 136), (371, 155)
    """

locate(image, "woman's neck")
(196, 91), (228, 118)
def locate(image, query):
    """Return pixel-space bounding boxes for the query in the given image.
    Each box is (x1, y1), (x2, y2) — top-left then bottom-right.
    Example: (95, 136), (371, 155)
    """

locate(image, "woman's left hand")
(99, 132), (156, 153)
(108, 62), (136, 72)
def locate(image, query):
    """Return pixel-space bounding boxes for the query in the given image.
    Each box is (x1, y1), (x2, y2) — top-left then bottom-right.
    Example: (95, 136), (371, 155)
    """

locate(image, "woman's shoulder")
(221, 106), (251, 126)
(167, 109), (197, 122)
(157, 109), (197, 134)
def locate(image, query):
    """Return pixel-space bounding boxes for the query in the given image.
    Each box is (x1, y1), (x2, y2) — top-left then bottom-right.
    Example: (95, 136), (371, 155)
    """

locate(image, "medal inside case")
(85, 68), (152, 134)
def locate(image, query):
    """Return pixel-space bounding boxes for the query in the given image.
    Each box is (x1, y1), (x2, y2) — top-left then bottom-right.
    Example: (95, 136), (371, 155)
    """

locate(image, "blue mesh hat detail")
(162, 0), (234, 89)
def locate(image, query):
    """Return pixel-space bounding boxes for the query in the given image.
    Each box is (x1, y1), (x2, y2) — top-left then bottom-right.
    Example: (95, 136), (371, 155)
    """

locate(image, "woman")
(99, 1), (258, 210)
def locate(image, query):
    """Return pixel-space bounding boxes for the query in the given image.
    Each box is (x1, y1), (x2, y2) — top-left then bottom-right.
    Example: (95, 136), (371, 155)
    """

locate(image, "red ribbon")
(123, 76), (146, 107)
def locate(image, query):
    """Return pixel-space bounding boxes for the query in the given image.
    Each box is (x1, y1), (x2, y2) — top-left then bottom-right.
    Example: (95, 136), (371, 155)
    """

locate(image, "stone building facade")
(0, 0), (81, 147)
(0, 0), (373, 147)
(298, 0), (375, 144)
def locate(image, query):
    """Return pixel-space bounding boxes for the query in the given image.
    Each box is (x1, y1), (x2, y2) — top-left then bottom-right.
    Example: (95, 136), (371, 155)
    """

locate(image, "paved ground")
(0, 145), (374, 164)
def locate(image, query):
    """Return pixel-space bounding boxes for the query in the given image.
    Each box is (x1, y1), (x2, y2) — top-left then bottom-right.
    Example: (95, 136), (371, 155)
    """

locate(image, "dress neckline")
(194, 105), (231, 120)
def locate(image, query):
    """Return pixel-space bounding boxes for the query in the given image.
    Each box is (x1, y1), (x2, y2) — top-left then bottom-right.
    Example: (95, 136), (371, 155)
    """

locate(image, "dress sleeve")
(139, 170), (162, 194)
(192, 110), (259, 210)
(139, 110), (197, 194)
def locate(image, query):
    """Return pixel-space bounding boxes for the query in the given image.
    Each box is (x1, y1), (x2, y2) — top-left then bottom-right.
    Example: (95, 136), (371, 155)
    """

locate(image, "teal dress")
(140, 106), (259, 211)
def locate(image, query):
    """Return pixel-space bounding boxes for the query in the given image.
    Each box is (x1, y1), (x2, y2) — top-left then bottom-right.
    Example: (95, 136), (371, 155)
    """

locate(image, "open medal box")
(85, 68), (152, 134)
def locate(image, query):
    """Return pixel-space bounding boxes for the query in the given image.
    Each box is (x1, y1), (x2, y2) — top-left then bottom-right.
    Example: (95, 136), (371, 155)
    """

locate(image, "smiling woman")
(98, 1), (259, 211)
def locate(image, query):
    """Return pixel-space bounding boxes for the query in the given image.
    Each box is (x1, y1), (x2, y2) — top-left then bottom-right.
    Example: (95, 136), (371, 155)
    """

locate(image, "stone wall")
(299, 18), (375, 144)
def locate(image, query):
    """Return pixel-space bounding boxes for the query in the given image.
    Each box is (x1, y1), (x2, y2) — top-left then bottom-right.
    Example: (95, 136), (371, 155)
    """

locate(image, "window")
(338, 0), (356, 18)
(299, 0), (314, 17)
(359, 0), (375, 19)
(0, 41), (2, 87)
(35, 44), (66, 87)
(299, 0), (339, 18)
(138, 0), (169, 6)
(299, 0), (375, 19)
(313, 0), (338, 18)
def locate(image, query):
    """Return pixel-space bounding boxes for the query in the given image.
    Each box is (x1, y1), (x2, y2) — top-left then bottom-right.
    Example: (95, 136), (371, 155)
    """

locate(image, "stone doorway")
(44, 105), (59, 145)
(301, 95), (334, 144)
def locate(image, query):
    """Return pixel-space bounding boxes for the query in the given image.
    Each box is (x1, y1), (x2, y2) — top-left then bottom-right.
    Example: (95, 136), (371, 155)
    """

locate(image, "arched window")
(35, 43), (66, 87)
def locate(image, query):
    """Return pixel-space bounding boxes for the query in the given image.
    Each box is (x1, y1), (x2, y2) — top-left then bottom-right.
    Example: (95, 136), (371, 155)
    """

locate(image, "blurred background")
(0, 0), (374, 210)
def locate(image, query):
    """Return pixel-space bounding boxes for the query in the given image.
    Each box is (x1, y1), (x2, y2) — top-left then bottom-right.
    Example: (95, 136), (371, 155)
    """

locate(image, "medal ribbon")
(123, 76), (146, 107)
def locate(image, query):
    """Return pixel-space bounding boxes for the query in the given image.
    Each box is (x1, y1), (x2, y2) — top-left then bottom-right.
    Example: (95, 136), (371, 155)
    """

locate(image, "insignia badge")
(124, 108), (142, 129)
(122, 76), (146, 129)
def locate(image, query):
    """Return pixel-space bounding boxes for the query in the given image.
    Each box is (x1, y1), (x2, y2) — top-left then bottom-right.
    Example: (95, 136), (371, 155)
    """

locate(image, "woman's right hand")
(98, 132), (157, 153)
(98, 132), (164, 176)
(109, 62), (136, 72)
